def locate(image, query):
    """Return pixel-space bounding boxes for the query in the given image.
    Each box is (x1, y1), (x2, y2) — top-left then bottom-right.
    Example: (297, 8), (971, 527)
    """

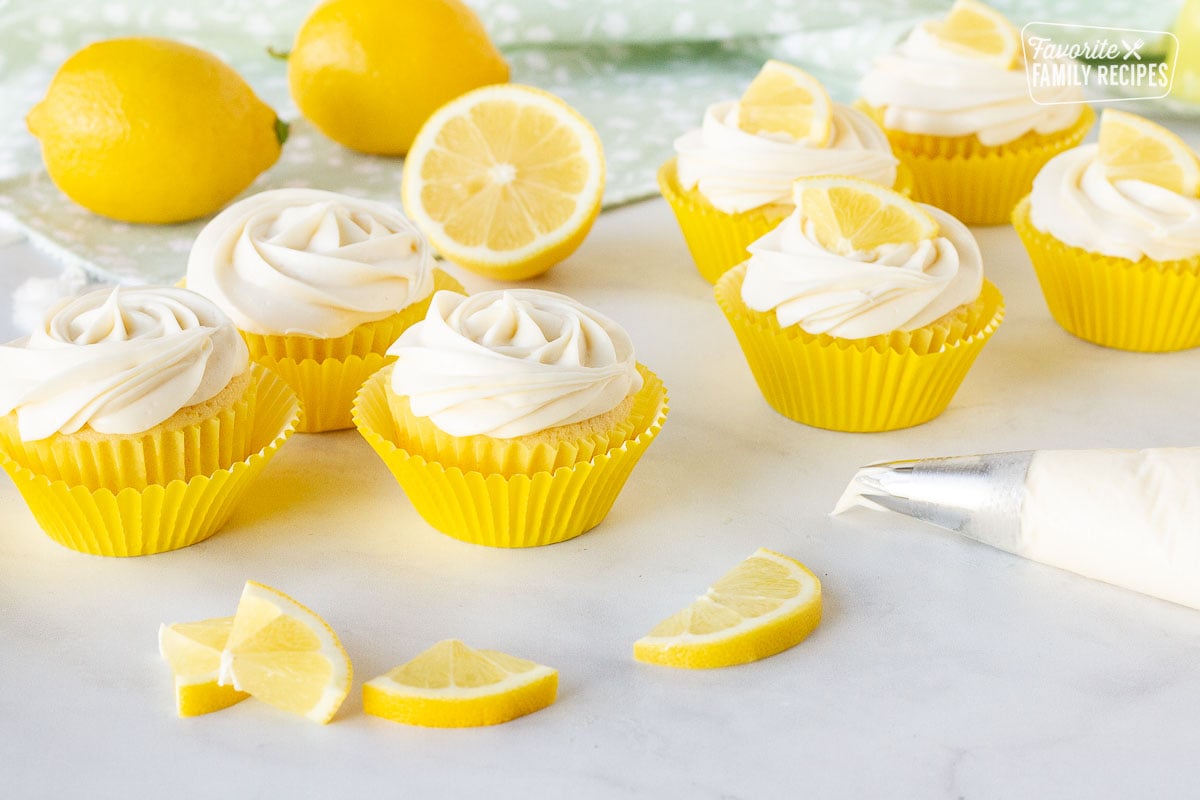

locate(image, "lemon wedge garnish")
(735, 60), (833, 146)
(218, 581), (352, 724)
(158, 616), (249, 718)
(793, 175), (938, 256)
(634, 548), (823, 669)
(925, 0), (1021, 69)
(1097, 109), (1200, 196)
(401, 84), (605, 281)
(363, 640), (558, 727)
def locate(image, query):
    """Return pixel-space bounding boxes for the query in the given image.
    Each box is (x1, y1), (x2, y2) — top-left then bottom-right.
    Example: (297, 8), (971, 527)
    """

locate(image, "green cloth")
(0, 0), (1177, 284)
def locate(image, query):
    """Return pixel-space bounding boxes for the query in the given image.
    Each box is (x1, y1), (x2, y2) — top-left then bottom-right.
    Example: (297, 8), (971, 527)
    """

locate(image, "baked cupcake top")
(187, 188), (434, 338)
(1030, 110), (1200, 262)
(741, 177), (983, 338)
(858, 0), (1082, 146)
(675, 61), (898, 214)
(387, 289), (642, 438)
(0, 286), (248, 440)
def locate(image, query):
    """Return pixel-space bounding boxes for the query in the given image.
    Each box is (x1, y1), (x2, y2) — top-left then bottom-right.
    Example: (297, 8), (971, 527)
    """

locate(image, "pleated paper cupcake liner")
(1013, 197), (1200, 352)
(240, 268), (464, 363)
(658, 159), (915, 286)
(858, 103), (1094, 225)
(260, 352), (390, 433)
(0, 372), (259, 492)
(352, 366), (669, 548)
(715, 263), (1005, 432)
(385, 384), (642, 477)
(0, 364), (300, 557)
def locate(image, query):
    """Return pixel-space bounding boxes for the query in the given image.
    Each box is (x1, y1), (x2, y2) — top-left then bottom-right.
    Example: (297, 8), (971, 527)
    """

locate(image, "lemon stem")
(266, 46), (290, 60)
(274, 118), (290, 146)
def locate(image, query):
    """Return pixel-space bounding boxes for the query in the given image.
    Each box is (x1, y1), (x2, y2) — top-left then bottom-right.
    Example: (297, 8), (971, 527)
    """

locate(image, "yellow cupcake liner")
(242, 268), (464, 432)
(0, 364), (300, 557)
(715, 263), (1005, 432)
(386, 391), (639, 477)
(858, 103), (1095, 225)
(352, 365), (669, 548)
(1013, 196), (1200, 352)
(0, 373), (259, 492)
(658, 158), (914, 285)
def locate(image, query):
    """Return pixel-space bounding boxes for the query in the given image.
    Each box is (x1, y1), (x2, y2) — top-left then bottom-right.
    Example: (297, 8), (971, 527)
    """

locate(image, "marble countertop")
(3, 186), (1200, 798)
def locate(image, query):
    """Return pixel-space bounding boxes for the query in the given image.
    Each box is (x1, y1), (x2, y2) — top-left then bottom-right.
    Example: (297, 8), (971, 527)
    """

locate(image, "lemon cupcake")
(715, 176), (1004, 432)
(187, 188), (463, 432)
(857, 0), (1093, 224)
(660, 60), (907, 284)
(1014, 109), (1200, 352)
(0, 287), (299, 556)
(353, 289), (668, 547)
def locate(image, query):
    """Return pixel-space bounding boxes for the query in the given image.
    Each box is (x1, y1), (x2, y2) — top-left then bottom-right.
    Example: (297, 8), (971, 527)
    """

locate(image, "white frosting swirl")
(187, 188), (434, 338)
(387, 290), (643, 438)
(1030, 143), (1200, 262)
(0, 287), (249, 440)
(859, 23), (1082, 146)
(675, 101), (899, 214)
(741, 205), (983, 338)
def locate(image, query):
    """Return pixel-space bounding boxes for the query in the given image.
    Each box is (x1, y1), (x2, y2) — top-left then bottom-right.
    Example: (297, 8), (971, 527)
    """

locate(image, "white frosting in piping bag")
(388, 290), (643, 438)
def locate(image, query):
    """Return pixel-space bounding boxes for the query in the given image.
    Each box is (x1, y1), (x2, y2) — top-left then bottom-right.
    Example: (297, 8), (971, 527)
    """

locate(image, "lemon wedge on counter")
(634, 548), (822, 669)
(158, 616), (249, 718)
(363, 639), (558, 727)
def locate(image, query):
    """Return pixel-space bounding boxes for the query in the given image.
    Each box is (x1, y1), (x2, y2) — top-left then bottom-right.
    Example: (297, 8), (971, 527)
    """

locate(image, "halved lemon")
(401, 84), (605, 281)
(794, 175), (938, 255)
(634, 548), (822, 669)
(158, 616), (249, 718)
(735, 60), (833, 146)
(925, 0), (1021, 69)
(218, 581), (352, 724)
(363, 640), (558, 728)
(1097, 109), (1200, 196)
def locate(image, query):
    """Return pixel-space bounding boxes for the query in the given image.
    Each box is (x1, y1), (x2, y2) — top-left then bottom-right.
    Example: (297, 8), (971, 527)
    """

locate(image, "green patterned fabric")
(0, 0), (1178, 284)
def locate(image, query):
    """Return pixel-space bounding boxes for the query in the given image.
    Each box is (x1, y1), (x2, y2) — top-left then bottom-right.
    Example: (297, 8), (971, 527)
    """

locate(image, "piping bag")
(833, 448), (1200, 610)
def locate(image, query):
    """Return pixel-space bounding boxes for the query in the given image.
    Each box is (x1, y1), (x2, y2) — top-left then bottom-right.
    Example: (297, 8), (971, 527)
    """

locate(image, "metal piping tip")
(832, 451), (1035, 555)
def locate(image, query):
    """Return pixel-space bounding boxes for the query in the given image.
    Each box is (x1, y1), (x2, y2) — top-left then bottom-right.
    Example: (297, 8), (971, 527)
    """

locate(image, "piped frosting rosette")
(0, 287), (299, 556)
(1014, 142), (1200, 351)
(353, 289), (668, 547)
(715, 179), (1004, 431)
(187, 188), (463, 431)
(857, 10), (1093, 223)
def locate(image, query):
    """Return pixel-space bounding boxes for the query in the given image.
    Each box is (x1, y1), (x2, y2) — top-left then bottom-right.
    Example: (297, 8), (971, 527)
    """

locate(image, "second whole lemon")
(27, 37), (284, 224)
(288, 0), (509, 155)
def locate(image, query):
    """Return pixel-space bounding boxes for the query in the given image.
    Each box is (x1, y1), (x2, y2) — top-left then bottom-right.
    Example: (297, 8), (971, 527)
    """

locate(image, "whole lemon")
(288, 0), (509, 155)
(27, 38), (284, 225)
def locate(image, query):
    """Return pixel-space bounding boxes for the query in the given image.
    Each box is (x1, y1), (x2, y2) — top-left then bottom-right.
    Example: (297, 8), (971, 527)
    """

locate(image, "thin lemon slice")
(634, 548), (822, 669)
(363, 640), (558, 728)
(925, 0), (1021, 68)
(218, 581), (352, 724)
(401, 84), (605, 281)
(158, 616), (249, 718)
(1097, 109), (1200, 196)
(794, 175), (938, 255)
(735, 60), (833, 146)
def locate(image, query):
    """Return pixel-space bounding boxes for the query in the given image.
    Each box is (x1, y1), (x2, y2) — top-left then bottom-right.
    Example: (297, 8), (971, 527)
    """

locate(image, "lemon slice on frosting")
(925, 0), (1021, 69)
(1097, 109), (1200, 196)
(794, 175), (938, 256)
(634, 548), (823, 669)
(735, 60), (833, 146)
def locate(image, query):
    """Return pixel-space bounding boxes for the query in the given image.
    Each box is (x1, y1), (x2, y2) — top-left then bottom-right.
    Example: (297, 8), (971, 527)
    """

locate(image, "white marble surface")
(4, 185), (1200, 798)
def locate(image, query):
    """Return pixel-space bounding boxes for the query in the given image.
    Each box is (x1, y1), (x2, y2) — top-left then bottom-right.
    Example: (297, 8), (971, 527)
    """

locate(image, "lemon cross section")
(736, 60), (833, 146)
(363, 640), (558, 728)
(218, 581), (352, 725)
(158, 616), (249, 718)
(1097, 109), (1200, 196)
(634, 548), (822, 669)
(401, 84), (605, 281)
(924, 0), (1021, 69)
(794, 175), (938, 256)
